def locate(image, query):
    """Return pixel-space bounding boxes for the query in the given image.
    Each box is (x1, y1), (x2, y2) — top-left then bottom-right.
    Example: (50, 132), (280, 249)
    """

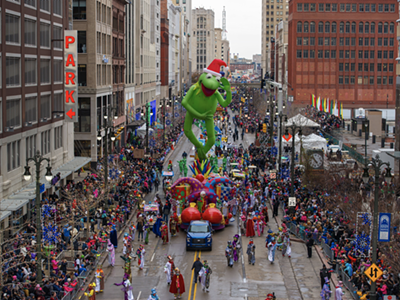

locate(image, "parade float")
(169, 169), (235, 230)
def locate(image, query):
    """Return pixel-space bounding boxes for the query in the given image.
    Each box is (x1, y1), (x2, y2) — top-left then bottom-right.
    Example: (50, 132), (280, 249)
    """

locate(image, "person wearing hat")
(225, 241), (234, 267)
(107, 239), (116, 267)
(282, 232), (292, 258)
(267, 237), (282, 264)
(164, 256), (175, 285)
(199, 260), (213, 292)
(169, 268), (185, 299)
(335, 281), (344, 300)
(320, 277), (332, 300)
(95, 265), (104, 293)
(136, 244), (146, 270)
(147, 288), (160, 300)
(110, 224), (118, 248)
(161, 221), (169, 245)
(246, 239), (256, 265)
(114, 273), (134, 300)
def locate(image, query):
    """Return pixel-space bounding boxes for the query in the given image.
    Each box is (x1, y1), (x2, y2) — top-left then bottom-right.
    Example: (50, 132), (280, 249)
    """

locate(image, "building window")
(7, 140), (21, 172)
(303, 3), (309, 11)
(296, 50), (302, 58)
(6, 57), (21, 87)
(6, 98), (21, 128)
(389, 51), (394, 59)
(378, 4), (383, 12)
(339, 50), (344, 59)
(339, 63), (344, 72)
(389, 76), (393, 85)
(53, 26), (63, 49)
(358, 63), (363, 72)
(351, 63), (355, 71)
(331, 50), (336, 59)
(41, 130), (50, 155)
(54, 93), (63, 115)
(370, 51), (374, 59)
(53, 59), (63, 83)
(364, 63), (368, 72)
(389, 63), (393, 72)
(40, 59), (50, 84)
(378, 51), (382, 59)
(318, 50), (323, 59)
(358, 22), (363, 34)
(331, 37), (336, 46)
(325, 37), (330, 46)
(358, 51), (363, 59)
(303, 37), (309, 46)
(377, 76), (381, 84)
(40, 0), (50, 12)
(297, 22), (302, 33)
(73, 0), (87, 20)
(25, 0), (36, 8)
(318, 37), (323, 46)
(384, 38), (388, 46)
(344, 76), (349, 84)
(370, 64), (375, 72)
(77, 31), (87, 53)
(25, 19), (37, 46)
(304, 22), (309, 33)
(318, 22), (323, 33)
(310, 37), (315, 46)
(25, 96), (37, 124)
(383, 23), (388, 34)
(378, 22), (382, 34)
(325, 22), (330, 33)
(345, 22), (350, 33)
(358, 38), (363, 46)
(389, 22), (394, 34)
(378, 38), (382, 46)
(382, 76), (387, 85)
(325, 4), (330, 11)
(40, 22), (50, 48)
(297, 37), (302, 46)
(339, 76), (343, 84)
(318, 3), (324, 11)
(339, 22), (344, 33)
(40, 94), (51, 120)
(74, 98), (91, 132)
(54, 126), (63, 150)
(389, 38), (394, 47)
(383, 51), (388, 59)
(303, 50), (308, 58)
(370, 38), (375, 46)
(339, 38), (344, 46)
(310, 50), (315, 59)
(297, 3), (302, 11)
(54, 0), (62, 15)
(25, 57), (37, 85)
(26, 135), (37, 161)
(351, 50), (355, 59)
(345, 37), (350, 46)
(309, 22), (315, 33)
(78, 64), (87, 86)
(6, 14), (21, 45)
(310, 3), (316, 12)
(332, 4), (337, 12)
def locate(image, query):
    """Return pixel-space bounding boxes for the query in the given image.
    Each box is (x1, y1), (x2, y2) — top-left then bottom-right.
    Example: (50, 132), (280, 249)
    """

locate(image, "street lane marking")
(151, 253), (155, 262)
(137, 290), (141, 300)
(187, 251), (198, 300)
(192, 251), (201, 300)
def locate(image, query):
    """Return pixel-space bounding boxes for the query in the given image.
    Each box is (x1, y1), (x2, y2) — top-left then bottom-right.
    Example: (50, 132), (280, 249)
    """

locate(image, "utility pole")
(285, 124), (302, 196)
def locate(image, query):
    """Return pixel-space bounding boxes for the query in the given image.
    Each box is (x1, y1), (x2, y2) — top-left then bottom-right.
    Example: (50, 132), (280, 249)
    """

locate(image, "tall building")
(0, 1), (90, 229)
(169, 2), (181, 95)
(151, 0), (161, 99)
(261, 0), (289, 74)
(72, 0), (114, 164)
(276, 21), (288, 87)
(214, 28), (230, 64)
(125, 2), (136, 124)
(288, 0), (398, 109)
(191, 8), (215, 73)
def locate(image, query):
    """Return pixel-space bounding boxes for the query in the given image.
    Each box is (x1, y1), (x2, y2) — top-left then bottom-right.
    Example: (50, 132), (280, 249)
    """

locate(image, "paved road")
(96, 112), (323, 300)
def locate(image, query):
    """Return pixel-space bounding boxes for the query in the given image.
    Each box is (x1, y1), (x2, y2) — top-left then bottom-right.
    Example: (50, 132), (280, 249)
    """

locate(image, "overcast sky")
(192, 0), (261, 60)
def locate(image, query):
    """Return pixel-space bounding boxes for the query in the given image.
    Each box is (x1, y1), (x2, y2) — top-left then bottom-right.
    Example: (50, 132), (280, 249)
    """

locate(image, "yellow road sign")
(365, 263), (383, 282)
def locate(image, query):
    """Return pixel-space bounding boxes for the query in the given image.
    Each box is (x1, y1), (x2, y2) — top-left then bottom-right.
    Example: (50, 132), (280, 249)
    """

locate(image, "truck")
(186, 220), (213, 251)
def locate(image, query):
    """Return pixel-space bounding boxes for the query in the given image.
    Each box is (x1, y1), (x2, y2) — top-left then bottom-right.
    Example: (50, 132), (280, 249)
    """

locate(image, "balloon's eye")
(206, 74), (212, 79)
(216, 78), (220, 83)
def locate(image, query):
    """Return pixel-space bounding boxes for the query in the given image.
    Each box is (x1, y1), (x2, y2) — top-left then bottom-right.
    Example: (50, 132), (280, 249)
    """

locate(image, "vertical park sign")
(64, 30), (78, 122)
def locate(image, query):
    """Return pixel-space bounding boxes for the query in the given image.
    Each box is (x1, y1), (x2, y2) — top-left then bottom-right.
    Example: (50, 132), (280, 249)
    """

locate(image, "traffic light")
(263, 123), (267, 133)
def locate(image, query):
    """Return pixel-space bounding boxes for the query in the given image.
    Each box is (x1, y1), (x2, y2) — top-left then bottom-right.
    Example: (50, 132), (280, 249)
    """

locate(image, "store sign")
(64, 30), (78, 122)
(288, 197), (296, 207)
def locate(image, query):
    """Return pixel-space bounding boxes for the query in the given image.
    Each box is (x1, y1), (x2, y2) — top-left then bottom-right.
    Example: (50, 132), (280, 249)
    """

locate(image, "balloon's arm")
(216, 90), (232, 108)
(217, 78), (232, 108)
(182, 88), (204, 119)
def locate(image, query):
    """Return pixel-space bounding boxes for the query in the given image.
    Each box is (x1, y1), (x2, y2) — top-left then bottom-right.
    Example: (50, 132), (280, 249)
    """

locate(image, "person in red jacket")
(169, 268), (185, 299)
(246, 213), (255, 237)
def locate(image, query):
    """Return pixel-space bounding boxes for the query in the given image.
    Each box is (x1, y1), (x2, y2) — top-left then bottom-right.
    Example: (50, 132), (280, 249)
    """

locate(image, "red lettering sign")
(65, 90), (75, 103)
(66, 54), (76, 67)
(66, 72), (76, 85)
(65, 36), (75, 49)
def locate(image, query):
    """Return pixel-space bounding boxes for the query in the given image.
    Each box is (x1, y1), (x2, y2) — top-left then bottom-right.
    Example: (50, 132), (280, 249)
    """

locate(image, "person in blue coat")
(110, 224), (118, 248)
(152, 215), (163, 237)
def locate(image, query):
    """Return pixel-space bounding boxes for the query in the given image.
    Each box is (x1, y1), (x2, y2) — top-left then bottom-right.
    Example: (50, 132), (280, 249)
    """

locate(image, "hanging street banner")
(64, 30), (78, 122)
(378, 213), (391, 242)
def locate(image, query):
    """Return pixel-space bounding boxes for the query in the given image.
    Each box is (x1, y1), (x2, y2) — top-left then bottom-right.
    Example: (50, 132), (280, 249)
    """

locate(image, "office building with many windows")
(287, 0), (398, 109)
(0, 0), (90, 231)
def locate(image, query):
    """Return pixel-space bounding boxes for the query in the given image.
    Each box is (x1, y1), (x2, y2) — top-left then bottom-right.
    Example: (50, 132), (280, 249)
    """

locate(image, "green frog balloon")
(182, 59), (232, 161)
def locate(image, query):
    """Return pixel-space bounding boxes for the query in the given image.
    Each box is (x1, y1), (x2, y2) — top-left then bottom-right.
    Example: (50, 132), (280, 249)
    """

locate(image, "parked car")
(186, 220), (213, 251)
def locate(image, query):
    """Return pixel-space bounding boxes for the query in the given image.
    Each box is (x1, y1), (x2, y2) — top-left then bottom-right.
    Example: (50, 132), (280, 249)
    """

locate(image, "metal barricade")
(321, 240), (334, 261)
(338, 268), (359, 300)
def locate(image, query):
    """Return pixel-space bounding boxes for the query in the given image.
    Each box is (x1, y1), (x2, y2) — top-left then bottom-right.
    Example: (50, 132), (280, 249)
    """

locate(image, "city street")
(96, 117), (322, 300)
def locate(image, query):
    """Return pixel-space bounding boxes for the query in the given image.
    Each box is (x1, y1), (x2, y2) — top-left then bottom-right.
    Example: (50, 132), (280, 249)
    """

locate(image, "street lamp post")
(97, 108), (117, 207)
(362, 156), (392, 300)
(363, 119), (369, 164)
(24, 151), (53, 284)
(285, 124), (302, 197)
(278, 110), (288, 171)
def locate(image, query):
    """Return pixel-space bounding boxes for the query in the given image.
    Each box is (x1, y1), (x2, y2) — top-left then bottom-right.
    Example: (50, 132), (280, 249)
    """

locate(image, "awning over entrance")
(0, 157), (91, 221)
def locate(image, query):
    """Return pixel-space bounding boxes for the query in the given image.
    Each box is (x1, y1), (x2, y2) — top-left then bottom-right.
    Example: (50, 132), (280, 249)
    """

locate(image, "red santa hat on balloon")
(203, 59), (227, 77)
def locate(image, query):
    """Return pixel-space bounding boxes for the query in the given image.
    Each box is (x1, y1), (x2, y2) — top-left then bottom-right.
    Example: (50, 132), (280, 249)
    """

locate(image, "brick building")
(288, 0), (398, 109)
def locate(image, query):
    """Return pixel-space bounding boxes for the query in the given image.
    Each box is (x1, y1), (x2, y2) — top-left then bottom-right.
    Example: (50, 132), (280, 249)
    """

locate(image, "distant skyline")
(192, 0), (261, 60)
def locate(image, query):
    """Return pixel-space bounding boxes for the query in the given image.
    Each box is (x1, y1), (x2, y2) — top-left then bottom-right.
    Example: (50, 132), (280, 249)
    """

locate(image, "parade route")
(95, 112), (323, 300)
